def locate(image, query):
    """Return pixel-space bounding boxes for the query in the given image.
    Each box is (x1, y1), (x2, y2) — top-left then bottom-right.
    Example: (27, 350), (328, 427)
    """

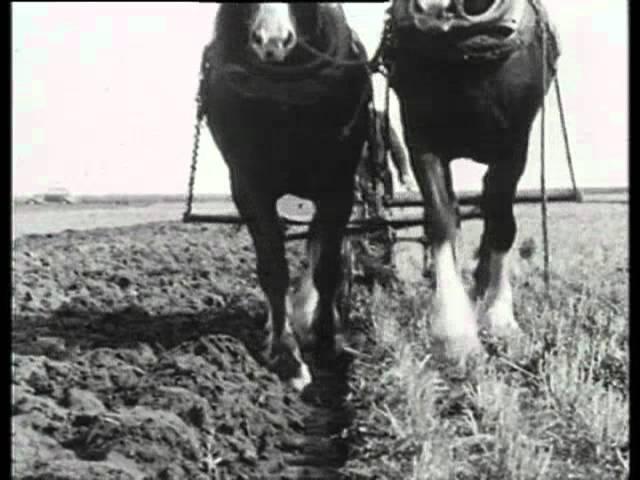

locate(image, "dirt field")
(12, 200), (237, 239)
(12, 198), (628, 479)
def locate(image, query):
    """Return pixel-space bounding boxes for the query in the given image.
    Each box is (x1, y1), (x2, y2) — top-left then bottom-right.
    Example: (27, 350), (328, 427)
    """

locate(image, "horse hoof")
(288, 362), (313, 391)
(431, 328), (484, 375)
(482, 303), (522, 341)
(270, 352), (313, 391)
(266, 334), (314, 390)
(446, 334), (483, 364)
(430, 290), (482, 368)
(312, 334), (352, 368)
(293, 327), (316, 351)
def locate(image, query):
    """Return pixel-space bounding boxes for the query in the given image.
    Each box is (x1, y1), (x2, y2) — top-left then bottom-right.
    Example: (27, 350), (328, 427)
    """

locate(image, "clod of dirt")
(114, 275), (132, 289)
(62, 388), (107, 414)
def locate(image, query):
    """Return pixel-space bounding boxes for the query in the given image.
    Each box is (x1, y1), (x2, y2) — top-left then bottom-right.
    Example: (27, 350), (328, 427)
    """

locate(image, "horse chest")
(391, 14), (550, 159)
(403, 64), (508, 120)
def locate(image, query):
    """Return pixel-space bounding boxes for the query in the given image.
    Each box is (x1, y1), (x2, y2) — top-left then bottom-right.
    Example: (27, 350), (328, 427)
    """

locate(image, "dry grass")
(344, 201), (628, 479)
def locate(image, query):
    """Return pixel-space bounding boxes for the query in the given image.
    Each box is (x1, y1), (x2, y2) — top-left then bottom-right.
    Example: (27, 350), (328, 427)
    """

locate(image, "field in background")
(11, 187), (628, 207)
(11, 187), (627, 240)
(12, 193), (230, 206)
(12, 199), (237, 239)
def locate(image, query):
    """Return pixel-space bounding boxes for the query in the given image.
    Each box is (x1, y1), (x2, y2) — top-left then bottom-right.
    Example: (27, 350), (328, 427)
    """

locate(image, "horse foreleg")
(474, 145), (527, 340)
(306, 192), (354, 362)
(411, 151), (481, 365)
(231, 179), (311, 391)
(287, 230), (320, 350)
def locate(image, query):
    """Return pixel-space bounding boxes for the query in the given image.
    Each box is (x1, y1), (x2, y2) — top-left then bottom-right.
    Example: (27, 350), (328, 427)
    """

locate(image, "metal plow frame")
(182, 187), (584, 239)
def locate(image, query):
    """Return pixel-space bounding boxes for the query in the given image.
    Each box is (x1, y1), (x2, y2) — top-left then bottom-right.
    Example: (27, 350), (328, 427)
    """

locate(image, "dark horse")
(386, 0), (560, 364)
(200, 3), (372, 390)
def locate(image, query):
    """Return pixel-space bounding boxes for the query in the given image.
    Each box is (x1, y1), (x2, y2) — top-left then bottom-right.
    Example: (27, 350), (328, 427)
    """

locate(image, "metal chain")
(184, 42), (215, 221)
(184, 73), (206, 220)
(184, 118), (202, 219)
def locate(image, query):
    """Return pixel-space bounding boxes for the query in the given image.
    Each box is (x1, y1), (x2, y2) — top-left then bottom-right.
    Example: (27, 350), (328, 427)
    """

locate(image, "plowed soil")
(12, 222), (364, 480)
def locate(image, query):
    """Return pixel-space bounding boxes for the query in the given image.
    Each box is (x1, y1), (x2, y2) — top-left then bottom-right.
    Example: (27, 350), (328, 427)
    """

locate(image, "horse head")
(392, 0), (520, 35)
(215, 3), (342, 66)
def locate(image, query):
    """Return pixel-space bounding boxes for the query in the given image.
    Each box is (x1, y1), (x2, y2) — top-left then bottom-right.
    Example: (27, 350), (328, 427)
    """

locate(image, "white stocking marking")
(481, 250), (520, 336)
(430, 241), (480, 355)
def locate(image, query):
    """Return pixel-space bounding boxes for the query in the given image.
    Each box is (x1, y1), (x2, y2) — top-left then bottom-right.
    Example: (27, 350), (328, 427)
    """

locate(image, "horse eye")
(283, 31), (294, 48)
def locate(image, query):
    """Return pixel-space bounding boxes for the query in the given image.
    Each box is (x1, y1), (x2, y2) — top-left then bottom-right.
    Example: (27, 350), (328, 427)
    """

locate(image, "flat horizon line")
(12, 186), (628, 203)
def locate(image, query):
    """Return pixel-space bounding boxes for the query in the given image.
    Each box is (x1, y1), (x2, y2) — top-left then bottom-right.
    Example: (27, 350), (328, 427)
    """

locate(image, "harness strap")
(539, 18), (550, 289)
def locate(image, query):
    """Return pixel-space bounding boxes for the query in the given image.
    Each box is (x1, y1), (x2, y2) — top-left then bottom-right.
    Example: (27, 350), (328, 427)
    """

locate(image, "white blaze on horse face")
(250, 4), (298, 63)
(430, 240), (481, 360)
(480, 250), (521, 338)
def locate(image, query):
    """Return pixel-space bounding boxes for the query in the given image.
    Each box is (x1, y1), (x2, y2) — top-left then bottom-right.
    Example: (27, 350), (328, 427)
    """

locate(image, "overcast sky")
(12, 1), (628, 196)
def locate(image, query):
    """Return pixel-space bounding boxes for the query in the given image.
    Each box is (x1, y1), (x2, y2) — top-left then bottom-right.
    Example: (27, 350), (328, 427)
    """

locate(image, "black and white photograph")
(12, 1), (628, 478)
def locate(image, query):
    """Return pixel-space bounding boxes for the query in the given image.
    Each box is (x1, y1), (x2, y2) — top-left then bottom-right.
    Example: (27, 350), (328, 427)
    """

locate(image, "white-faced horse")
(201, 3), (372, 390)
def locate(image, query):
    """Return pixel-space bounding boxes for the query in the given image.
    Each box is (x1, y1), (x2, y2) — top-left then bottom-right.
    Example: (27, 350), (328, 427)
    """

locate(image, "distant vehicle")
(41, 188), (76, 204)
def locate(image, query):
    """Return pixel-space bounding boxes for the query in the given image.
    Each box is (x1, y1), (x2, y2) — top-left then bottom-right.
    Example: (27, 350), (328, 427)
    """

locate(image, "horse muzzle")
(250, 29), (297, 63)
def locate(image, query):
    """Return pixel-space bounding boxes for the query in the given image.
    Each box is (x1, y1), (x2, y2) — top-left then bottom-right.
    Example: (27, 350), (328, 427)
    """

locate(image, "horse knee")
(481, 186), (517, 252)
(416, 154), (457, 245)
(486, 210), (516, 252)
